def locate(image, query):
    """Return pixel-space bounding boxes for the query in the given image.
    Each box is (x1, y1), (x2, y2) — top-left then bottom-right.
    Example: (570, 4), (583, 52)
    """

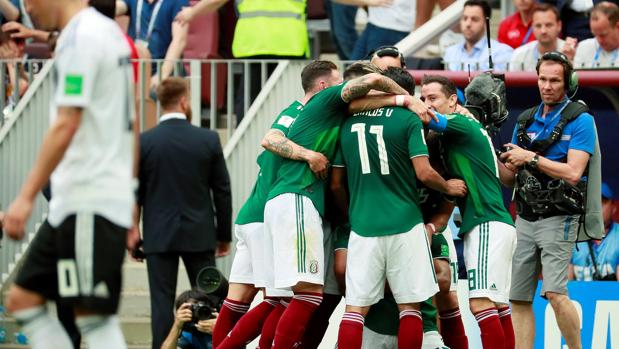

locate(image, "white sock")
(76, 315), (127, 349)
(13, 306), (73, 349)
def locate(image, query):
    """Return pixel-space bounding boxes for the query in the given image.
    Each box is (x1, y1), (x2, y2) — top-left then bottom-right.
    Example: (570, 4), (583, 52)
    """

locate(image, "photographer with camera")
(162, 289), (218, 349)
(499, 51), (603, 349)
(569, 183), (619, 281)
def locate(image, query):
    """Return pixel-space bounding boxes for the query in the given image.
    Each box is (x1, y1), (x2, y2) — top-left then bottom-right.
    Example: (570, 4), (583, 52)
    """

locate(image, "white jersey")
(574, 38), (619, 68)
(368, 0), (415, 33)
(48, 7), (135, 228)
(509, 39), (565, 72)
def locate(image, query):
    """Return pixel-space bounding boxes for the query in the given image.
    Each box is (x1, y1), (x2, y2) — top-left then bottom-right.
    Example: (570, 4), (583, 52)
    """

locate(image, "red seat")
(183, 2), (226, 110)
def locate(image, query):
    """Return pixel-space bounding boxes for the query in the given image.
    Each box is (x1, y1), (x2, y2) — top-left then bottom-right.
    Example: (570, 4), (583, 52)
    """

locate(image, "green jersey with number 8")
(335, 106), (428, 237)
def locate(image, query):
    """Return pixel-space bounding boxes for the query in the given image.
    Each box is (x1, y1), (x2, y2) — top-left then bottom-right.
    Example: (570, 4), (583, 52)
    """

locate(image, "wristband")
(395, 95), (406, 106)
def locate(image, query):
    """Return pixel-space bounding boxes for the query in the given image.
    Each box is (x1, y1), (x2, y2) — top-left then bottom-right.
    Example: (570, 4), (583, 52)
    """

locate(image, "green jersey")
(364, 233), (449, 335)
(235, 101), (303, 224)
(432, 113), (514, 236)
(268, 84), (349, 215)
(336, 107), (428, 237)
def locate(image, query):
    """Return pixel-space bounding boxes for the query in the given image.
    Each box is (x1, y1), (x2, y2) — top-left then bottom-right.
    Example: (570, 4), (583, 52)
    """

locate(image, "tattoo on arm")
(341, 73), (408, 103)
(262, 130), (308, 161)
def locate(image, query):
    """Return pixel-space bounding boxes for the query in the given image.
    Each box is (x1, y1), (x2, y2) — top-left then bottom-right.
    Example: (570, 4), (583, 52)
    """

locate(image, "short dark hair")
(157, 77), (189, 110)
(343, 62), (382, 80)
(301, 60), (338, 93)
(463, 0), (491, 19)
(175, 289), (210, 310)
(420, 75), (458, 98)
(536, 51), (573, 85)
(531, 3), (561, 22)
(382, 67), (415, 95)
(592, 1), (619, 26)
(89, 0), (116, 19)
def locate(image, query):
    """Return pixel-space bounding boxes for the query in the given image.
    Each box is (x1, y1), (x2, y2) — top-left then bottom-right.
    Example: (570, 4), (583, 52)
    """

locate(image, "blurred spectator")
(569, 183), (619, 281)
(137, 77), (231, 349)
(116, 0), (189, 91)
(349, 0), (414, 60)
(573, 1), (619, 68)
(161, 289), (218, 349)
(416, 0), (455, 29)
(0, 0), (18, 23)
(499, 0), (536, 49)
(326, 0), (358, 60)
(370, 45), (405, 69)
(443, 0), (513, 71)
(510, 4), (574, 71)
(549, 0), (594, 42)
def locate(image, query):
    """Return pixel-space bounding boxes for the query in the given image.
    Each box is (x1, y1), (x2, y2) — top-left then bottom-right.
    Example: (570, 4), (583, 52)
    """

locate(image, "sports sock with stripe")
(398, 309), (423, 349)
(498, 306), (515, 349)
(13, 306), (74, 349)
(75, 315), (127, 349)
(216, 298), (279, 349)
(439, 307), (469, 349)
(212, 298), (250, 347)
(474, 307), (505, 349)
(337, 311), (364, 349)
(272, 292), (322, 349)
(259, 299), (289, 349)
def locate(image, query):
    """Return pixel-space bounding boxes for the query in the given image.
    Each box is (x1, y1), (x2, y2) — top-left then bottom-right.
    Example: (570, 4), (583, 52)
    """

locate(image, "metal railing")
(0, 59), (49, 128)
(0, 60), (53, 285)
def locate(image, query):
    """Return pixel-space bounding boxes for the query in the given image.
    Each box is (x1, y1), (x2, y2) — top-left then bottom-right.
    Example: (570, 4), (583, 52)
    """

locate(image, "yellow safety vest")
(232, 0), (309, 58)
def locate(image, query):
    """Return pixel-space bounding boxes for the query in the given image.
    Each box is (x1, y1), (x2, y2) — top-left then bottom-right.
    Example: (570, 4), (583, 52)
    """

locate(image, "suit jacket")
(138, 116), (232, 254)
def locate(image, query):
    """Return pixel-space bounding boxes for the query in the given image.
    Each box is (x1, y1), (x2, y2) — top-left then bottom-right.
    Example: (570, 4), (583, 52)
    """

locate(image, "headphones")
(371, 46), (406, 68)
(536, 51), (579, 97)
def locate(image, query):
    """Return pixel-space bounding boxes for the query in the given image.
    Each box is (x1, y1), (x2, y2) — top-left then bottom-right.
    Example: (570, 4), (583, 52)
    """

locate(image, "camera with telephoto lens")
(182, 300), (217, 333)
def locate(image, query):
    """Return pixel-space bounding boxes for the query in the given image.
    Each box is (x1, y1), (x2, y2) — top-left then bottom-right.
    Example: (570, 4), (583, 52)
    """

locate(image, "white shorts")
(345, 223), (439, 307)
(264, 193), (324, 289)
(463, 221), (517, 304)
(361, 327), (397, 349)
(229, 223), (265, 286)
(422, 331), (448, 349)
(440, 227), (458, 292)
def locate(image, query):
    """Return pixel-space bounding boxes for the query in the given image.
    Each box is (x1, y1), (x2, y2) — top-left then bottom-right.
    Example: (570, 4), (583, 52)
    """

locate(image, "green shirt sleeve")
(334, 223), (351, 249)
(270, 102), (301, 134)
(431, 233), (450, 259)
(444, 113), (474, 135)
(408, 117), (429, 158)
(333, 145), (345, 167)
(313, 83), (349, 113)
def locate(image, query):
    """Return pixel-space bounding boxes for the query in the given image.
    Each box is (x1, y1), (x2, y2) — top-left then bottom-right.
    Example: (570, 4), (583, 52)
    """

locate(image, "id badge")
(135, 39), (149, 50)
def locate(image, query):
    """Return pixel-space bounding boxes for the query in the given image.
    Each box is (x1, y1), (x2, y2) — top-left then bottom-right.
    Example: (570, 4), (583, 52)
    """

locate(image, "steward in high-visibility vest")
(232, 0), (310, 58)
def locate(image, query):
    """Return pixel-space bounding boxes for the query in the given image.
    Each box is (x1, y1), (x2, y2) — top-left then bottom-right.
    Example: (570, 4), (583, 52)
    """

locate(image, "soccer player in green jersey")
(260, 62), (433, 349)
(212, 61), (341, 348)
(332, 67), (466, 349)
(421, 75), (516, 349)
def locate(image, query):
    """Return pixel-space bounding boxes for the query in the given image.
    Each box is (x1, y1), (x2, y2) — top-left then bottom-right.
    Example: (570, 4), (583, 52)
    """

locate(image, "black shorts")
(15, 213), (126, 314)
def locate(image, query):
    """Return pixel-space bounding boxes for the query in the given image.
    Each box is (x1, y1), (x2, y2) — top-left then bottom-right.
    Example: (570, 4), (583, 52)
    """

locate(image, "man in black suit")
(137, 77), (232, 349)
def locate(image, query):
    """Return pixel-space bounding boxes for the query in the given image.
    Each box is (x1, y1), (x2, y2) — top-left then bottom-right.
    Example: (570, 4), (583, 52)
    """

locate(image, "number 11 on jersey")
(351, 123), (390, 175)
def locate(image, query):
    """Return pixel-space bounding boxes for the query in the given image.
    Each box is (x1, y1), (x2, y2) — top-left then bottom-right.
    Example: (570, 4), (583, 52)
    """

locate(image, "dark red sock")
(301, 294), (342, 349)
(498, 306), (515, 349)
(474, 308), (505, 349)
(259, 301), (287, 349)
(212, 299), (250, 347)
(272, 292), (323, 349)
(398, 310), (423, 349)
(216, 298), (278, 349)
(337, 312), (364, 349)
(439, 308), (469, 349)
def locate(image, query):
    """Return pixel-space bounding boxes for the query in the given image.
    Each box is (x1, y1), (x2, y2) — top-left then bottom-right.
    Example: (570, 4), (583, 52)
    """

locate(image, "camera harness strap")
(587, 240), (602, 278)
(516, 101), (590, 154)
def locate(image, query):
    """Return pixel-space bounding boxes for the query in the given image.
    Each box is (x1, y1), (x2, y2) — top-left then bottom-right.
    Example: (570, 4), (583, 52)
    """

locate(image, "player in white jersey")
(3, 1), (135, 349)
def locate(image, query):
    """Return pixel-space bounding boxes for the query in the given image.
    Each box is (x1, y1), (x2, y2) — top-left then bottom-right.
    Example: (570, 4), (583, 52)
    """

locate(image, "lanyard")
(136, 0), (164, 41)
(592, 45), (619, 67)
(531, 99), (570, 142)
(521, 26), (533, 46)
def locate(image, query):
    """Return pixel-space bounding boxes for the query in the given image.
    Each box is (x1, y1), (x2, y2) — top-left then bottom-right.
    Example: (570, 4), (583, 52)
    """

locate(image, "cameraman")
(500, 51), (598, 349)
(162, 289), (218, 349)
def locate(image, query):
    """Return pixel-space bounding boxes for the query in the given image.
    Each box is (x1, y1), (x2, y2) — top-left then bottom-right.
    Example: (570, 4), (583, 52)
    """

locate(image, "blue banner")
(533, 281), (619, 349)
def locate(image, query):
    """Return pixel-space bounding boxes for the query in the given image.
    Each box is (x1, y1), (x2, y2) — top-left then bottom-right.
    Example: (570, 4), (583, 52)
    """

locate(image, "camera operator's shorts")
(463, 221), (517, 304)
(440, 227), (459, 292)
(229, 222), (267, 286)
(15, 213), (125, 314)
(345, 224), (438, 307)
(510, 215), (579, 302)
(264, 194), (325, 289)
